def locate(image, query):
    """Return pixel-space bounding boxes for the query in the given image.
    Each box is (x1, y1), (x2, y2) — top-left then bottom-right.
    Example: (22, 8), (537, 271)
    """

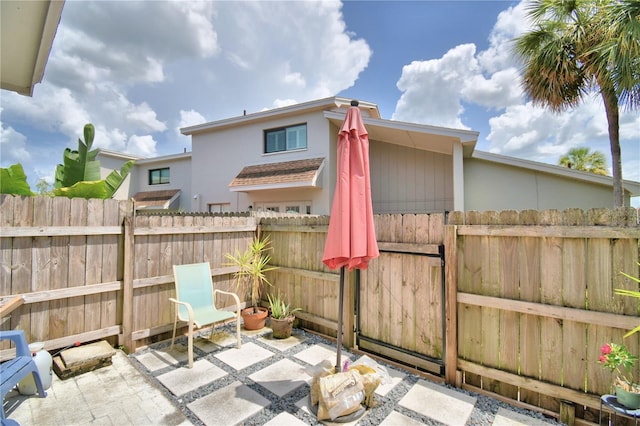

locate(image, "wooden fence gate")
(356, 213), (447, 374)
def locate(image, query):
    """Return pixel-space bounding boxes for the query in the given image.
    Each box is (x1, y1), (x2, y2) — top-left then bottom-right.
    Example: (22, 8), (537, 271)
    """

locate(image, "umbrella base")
(309, 397), (366, 423)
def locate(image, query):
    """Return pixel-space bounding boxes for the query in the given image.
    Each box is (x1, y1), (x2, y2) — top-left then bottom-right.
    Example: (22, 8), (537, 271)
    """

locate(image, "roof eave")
(181, 96), (380, 136)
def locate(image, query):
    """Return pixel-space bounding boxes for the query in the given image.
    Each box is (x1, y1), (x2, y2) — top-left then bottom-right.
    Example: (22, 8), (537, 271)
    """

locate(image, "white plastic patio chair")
(170, 262), (241, 368)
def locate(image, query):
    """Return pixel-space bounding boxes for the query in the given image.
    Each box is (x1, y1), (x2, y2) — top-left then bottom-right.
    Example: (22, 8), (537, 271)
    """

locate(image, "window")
(208, 203), (231, 213)
(265, 124), (307, 153)
(149, 168), (170, 185)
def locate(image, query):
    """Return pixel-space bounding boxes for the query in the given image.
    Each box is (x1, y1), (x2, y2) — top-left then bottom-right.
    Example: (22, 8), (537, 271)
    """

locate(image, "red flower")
(599, 355), (607, 363)
(600, 343), (612, 355)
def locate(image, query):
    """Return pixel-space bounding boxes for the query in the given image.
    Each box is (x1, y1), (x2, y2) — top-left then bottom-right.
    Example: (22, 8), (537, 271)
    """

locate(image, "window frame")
(264, 123), (307, 154)
(148, 167), (170, 185)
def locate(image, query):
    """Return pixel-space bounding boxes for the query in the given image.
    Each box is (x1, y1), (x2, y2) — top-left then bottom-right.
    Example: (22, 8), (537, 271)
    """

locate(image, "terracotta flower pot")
(241, 307), (268, 330)
(616, 384), (640, 409)
(270, 316), (295, 339)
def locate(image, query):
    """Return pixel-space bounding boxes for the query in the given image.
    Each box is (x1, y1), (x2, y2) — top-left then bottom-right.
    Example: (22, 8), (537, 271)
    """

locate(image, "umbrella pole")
(336, 266), (345, 373)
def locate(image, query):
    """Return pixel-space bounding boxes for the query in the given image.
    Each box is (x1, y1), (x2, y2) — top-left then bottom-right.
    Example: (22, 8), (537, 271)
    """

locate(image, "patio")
(4, 325), (562, 426)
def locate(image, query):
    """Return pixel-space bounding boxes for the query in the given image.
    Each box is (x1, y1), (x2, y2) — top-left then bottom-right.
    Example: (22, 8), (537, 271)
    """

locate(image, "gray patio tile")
(380, 411), (426, 426)
(294, 343), (352, 367)
(493, 407), (557, 425)
(258, 329), (307, 351)
(215, 341), (274, 370)
(157, 359), (227, 396)
(249, 358), (311, 397)
(136, 345), (188, 371)
(187, 380), (269, 426)
(399, 379), (476, 426)
(264, 412), (308, 425)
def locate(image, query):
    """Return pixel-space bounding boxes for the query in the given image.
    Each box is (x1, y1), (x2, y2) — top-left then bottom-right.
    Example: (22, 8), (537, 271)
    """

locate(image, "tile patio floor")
(4, 325), (563, 425)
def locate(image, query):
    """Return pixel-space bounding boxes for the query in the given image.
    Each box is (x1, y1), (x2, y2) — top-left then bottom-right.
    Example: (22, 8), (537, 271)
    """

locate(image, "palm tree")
(514, 0), (640, 207)
(559, 147), (608, 175)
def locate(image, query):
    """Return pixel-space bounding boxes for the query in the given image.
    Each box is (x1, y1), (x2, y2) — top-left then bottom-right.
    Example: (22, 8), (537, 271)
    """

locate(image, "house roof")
(472, 150), (640, 196)
(229, 157), (325, 192)
(1, 0), (65, 96)
(132, 189), (181, 209)
(180, 97), (380, 136)
(324, 111), (478, 157)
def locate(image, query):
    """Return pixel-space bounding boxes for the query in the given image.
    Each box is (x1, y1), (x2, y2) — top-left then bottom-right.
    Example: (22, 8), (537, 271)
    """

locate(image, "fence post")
(444, 224), (458, 385)
(120, 216), (135, 352)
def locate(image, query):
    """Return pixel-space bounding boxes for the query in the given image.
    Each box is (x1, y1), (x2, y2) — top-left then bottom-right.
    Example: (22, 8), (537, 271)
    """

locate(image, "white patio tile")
(157, 359), (227, 396)
(264, 412), (307, 425)
(249, 359), (310, 397)
(380, 411), (426, 426)
(187, 380), (269, 426)
(259, 329), (307, 351)
(135, 345), (188, 372)
(294, 343), (352, 368)
(398, 379), (476, 426)
(215, 341), (274, 370)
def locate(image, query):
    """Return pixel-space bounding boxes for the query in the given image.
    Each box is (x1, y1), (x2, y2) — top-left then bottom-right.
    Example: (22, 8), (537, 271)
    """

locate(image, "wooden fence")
(445, 208), (640, 424)
(1, 194), (639, 424)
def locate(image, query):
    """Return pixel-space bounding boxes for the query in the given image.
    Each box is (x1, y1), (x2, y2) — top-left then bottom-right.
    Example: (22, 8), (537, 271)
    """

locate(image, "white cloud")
(393, 44), (478, 129)
(0, 122), (31, 166)
(391, 0), (638, 189)
(126, 135), (158, 158)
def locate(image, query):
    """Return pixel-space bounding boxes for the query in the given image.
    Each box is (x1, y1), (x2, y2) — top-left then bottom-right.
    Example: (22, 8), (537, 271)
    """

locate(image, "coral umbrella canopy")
(322, 104), (379, 271)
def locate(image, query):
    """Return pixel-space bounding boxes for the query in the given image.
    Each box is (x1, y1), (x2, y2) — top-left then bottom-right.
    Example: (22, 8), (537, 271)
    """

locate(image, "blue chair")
(1, 330), (47, 420)
(170, 262), (242, 368)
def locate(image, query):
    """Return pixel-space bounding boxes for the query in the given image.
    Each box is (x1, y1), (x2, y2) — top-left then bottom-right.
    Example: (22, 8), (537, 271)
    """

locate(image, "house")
(101, 96), (640, 213)
(1, 0), (65, 96)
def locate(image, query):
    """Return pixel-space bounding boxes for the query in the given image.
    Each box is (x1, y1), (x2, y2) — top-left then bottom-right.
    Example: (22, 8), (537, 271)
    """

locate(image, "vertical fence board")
(32, 196), (51, 340)
(67, 198), (87, 337)
(50, 197), (70, 340)
(84, 199), (103, 333)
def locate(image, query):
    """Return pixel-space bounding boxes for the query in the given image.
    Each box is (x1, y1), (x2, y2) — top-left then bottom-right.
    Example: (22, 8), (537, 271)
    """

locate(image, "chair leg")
(187, 321), (194, 369)
(170, 311), (178, 349)
(235, 311), (241, 349)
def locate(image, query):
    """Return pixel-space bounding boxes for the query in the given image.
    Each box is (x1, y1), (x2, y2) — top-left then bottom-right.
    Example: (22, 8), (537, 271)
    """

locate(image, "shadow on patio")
(4, 325), (562, 426)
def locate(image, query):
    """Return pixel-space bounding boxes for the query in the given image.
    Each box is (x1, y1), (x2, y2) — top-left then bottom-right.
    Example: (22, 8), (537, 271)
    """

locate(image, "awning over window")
(132, 189), (181, 209)
(229, 157), (325, 192)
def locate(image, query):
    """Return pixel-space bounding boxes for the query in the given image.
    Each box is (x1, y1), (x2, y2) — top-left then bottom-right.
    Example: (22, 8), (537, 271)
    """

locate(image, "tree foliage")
(559, 147), (609, 175)
(514, 0), (640, 207)
(1, 123), (134, 199)
(0, 164), (34, 196)
(53, 123), (134, 199)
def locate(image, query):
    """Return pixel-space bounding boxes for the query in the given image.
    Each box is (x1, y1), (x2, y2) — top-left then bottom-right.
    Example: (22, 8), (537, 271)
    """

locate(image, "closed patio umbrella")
(323, 100), (379, 372)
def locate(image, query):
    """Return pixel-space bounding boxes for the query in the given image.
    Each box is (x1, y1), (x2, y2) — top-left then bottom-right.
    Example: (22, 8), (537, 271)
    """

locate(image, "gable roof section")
(324, 111), (478, 157)
(472, 150), (640, 196)
(132, 189), (181, 209)
(229, 157), (325, 192)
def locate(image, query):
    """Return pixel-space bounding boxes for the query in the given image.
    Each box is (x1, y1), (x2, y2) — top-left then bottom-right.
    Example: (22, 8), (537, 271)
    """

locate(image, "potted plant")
(599, 342), (640, 408)
(267, 292), (301, 339)
(225, 235), (278, 330)
(597, 263), (640, 408)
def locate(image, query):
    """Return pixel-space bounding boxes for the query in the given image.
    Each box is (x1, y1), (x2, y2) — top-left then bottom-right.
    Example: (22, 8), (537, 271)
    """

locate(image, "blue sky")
(1, 0), (638, 205)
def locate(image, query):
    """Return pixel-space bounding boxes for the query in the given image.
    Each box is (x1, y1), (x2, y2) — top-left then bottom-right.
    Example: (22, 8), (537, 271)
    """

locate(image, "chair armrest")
(213, 290), (241, 312)
(0, 330), (30, 357)
(168, 298), (195, 322)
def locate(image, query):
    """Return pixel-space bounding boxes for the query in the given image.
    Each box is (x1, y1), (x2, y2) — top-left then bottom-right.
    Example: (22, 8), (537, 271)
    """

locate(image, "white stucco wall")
(464, 158), (616, 211)
(132, 155), (193, 210)
(191, 110), (334, 214)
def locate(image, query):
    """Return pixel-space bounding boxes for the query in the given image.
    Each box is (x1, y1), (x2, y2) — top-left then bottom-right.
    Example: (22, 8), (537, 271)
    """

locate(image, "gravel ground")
(130, 326), (563, 426)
